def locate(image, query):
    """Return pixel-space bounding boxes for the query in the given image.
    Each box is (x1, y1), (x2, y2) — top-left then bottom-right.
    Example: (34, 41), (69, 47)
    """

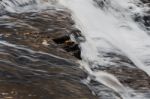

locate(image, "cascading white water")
(59, 0), (150, 76)
(0, 0), (149, 98)
(59, 0), (150, 98)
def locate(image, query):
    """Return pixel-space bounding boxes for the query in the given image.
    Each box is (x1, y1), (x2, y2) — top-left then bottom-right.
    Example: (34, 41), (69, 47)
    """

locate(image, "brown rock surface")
(0, 9), (97, 99)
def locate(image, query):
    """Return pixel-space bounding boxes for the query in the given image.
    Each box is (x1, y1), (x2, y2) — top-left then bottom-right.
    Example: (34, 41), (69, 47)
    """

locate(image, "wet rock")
(133, 1), (150, 30)
(73, 50), (81, 59)
(0, 8), (97, 99)
(143, 15), (150, 27)
(141, 0), (150, 3)
(42, 39), (49, 46)
(0, 79), (97, 99)
(53, 35), (70, 44)
(101, 66), (150, 92)
(64, 43), (78, 51)
(52, 30), (82, 59)
(64, 40), (75, 46)
(71, 29), (86, 42)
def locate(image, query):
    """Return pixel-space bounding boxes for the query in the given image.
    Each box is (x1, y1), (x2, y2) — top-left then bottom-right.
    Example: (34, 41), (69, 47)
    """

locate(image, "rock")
(64, 43), (79, 52)
(64, 40), (75, 46)
(73, 50), (81, 59)
(71, 29), (86, 42)
(0, 8), (97, 99)
(42, 40), (49, 46)
(53, 35), (70, 44)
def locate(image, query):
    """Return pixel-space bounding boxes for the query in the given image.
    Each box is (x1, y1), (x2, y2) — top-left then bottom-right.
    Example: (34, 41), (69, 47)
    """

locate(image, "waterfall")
(0, 0), (149, 98)
(59, 0), (150, 98)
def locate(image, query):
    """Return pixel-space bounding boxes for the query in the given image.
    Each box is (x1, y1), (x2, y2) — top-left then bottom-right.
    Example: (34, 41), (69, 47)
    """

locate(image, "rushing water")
(59, 0), (150, 99)
(0, 0), (150, 99)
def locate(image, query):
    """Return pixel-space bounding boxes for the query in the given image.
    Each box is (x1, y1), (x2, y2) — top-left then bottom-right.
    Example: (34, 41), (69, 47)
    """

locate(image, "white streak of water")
(0, 0), (149, 98)
(59, 0), (150, 98)
(0, 0), (57, 13)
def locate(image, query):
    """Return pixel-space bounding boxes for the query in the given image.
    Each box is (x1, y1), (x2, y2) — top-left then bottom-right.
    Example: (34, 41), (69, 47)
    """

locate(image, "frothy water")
(0, 0), (150, 99)
(59, 0), (150, 98)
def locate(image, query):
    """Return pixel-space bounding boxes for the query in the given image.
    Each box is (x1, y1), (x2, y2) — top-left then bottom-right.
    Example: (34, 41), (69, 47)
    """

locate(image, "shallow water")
(59, 0), (150, 98)
(0, 1), (98, 99)
(0, 0), (150, 99)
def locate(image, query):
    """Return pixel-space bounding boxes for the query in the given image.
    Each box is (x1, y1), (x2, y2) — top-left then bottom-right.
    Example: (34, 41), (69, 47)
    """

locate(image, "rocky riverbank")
(0, 8), (97, 99)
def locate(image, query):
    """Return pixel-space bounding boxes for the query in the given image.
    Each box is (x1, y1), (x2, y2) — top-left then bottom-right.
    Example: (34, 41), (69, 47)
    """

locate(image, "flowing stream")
(59, 0), (150, 99)
(0, 0), (150, 99)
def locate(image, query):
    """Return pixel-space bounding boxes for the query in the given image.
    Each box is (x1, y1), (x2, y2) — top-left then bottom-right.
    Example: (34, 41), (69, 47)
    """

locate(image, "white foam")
(59, 0), (150, 76)
(59, 0), (150, 98)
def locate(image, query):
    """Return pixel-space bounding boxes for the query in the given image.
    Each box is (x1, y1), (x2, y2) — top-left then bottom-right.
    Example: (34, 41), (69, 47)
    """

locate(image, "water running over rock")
(0, 0), (150, 99)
